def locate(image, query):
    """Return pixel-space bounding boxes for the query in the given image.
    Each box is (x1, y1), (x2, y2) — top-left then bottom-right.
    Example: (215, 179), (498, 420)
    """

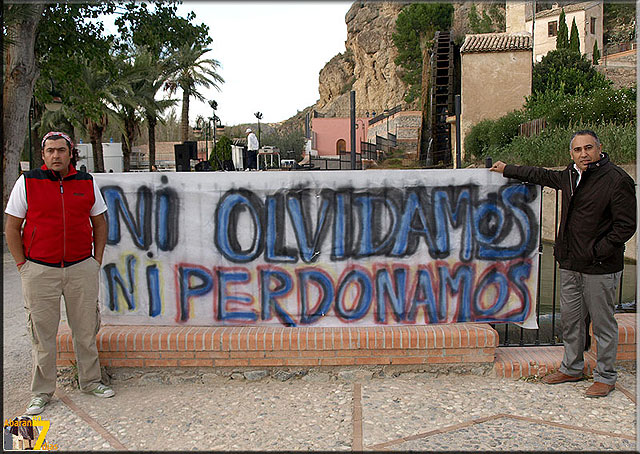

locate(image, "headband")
(41, 131), (74, 150)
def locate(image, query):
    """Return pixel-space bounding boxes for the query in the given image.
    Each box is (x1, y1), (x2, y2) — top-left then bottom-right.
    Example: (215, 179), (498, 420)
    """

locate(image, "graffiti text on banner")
(95, 170), (540, 328)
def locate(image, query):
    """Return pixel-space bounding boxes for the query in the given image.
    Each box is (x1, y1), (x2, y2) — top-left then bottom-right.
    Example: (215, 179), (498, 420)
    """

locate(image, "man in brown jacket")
(491, 130), (636, 397)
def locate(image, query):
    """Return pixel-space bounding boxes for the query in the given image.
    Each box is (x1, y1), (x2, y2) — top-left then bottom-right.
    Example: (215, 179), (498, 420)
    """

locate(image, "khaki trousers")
(558, 269), (621, 385)
(20, 258), (102, 399)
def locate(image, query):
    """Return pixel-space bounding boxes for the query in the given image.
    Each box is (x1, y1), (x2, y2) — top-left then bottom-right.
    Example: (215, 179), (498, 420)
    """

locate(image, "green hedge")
(545, 87), (636, 126)
(465, 122), (636, 168)
(465, 87), (636, 160)
(525, 86), (636, 127)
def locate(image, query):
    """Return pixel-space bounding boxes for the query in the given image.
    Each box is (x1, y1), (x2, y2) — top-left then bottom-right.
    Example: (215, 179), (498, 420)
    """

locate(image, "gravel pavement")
(3, 249), (638, 451)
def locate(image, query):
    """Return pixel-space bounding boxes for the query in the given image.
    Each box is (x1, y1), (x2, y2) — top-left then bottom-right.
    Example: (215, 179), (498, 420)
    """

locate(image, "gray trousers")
(558, 269), (621, 385)
(20, 258), (103, 399)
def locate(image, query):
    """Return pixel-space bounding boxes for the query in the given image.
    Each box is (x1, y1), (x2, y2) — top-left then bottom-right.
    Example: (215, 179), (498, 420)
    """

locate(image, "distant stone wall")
(596, 49), (637, 89)
(366, 112), (420, 153)
(595, 66), (636, 89)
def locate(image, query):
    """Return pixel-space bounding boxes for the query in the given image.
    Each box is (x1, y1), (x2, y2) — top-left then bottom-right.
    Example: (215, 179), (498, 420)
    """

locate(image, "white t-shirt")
(573, 164), (582, 187)
(5, 174), (108, 219)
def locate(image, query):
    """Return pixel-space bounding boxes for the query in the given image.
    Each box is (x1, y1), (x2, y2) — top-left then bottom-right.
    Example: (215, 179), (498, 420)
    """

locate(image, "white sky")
(169, 1), (352, 126)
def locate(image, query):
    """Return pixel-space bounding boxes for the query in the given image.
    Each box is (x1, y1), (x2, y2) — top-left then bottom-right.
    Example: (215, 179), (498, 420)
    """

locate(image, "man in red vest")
(5, 131), (115, 415)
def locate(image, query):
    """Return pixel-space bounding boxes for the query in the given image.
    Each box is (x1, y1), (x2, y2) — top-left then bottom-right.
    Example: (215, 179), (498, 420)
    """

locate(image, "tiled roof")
(460, 33), (532, 53)
(526, 1), (600, 20)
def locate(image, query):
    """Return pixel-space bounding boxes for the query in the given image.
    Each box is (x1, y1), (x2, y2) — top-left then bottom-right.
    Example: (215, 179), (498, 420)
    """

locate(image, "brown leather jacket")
(504, 153), (636, 274)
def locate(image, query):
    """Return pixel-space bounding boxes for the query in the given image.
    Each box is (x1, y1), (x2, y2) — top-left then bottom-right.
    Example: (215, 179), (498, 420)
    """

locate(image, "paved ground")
(3, 249), (638, 451)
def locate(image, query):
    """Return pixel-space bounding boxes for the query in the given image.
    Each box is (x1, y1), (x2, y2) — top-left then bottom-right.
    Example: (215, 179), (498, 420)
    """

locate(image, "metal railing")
(604, 41), (637, 56)
(360, 141), (379, 161)
(368, 105), (402, 126)
(308, 154), (362, 170)
(376, 135), (395, 155)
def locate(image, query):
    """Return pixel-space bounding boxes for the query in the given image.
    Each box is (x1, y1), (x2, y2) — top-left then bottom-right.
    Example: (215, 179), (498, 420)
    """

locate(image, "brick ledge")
(57, 314), (634, 375)
(57, 323), (498, 369)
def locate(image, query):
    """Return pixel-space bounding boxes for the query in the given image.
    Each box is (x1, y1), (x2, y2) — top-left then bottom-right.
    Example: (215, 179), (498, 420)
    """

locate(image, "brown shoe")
(541, 371), (583, 385)
(585, 382), (615, 398)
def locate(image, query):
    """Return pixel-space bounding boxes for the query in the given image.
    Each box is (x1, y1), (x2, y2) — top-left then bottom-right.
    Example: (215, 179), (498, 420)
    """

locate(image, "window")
(336, 139), (347, 154)
(548, 20), (558, 37)
(590, 17), (596, 34)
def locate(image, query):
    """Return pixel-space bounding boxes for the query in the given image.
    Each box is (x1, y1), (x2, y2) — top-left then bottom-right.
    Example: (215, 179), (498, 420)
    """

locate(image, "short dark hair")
(570, 130), (600, 149)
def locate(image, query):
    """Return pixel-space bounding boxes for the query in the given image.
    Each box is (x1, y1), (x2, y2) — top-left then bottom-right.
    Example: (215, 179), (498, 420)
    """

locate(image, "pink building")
(311, 118), (370, 156)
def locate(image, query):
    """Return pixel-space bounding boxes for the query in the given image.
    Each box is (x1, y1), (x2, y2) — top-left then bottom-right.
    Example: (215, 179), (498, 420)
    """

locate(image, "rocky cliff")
(315, 1), (412, 117)
(314, 1), (505, 118)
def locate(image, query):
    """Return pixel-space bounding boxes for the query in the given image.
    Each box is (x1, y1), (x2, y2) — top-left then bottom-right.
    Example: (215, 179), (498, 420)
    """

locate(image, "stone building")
(460, 33), (533, 159)
(507, 1), (604, 62)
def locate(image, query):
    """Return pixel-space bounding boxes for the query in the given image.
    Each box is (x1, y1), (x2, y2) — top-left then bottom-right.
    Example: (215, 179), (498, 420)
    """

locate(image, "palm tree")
(67, 58), (123, 173)
(134, 50), (178, 171)
(164, 43), (224, 143)
(110, 51), (156, 172)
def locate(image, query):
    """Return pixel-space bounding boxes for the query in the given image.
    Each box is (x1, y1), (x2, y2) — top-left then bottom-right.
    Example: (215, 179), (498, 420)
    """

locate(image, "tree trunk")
(417, 41), (433, 165)
(121, 133), (130, 172)
(88, 120), (105, 173)
(122, 113), (136, 172)
(30, 101), (44, 170)
(180, 88), (190, 143)
(2, 4), (45, 209)
(147, 113), (157, 170)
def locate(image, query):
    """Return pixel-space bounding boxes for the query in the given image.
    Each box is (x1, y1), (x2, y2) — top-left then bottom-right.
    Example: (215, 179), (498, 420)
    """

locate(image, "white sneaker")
(26, 397), (47, 415)
(86, 383), (115, 398)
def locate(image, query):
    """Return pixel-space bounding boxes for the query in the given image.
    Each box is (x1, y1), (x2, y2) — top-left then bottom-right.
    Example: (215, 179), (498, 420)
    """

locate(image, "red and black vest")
(23, 165), (97, 267)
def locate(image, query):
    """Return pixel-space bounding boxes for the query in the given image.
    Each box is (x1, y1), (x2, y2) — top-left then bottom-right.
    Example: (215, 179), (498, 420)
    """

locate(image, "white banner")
(96, 169), (540, 328)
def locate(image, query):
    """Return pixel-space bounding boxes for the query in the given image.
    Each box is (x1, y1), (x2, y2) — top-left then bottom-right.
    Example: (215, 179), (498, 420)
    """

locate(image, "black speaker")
(174, 144), (190, 172)
(185, 141), (198, 159)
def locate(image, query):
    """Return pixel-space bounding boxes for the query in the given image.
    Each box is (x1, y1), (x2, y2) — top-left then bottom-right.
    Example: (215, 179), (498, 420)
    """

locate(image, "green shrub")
(488, 110), (527, 149)
(465, 122), (636, 168)
(464, 111), (526, 159)
(547, 87), (636, 126)
(464, 119), (494, 159)
(524, 86), (636, 127)
(532, 48), (611, 95)
(524, 89), (569, 119)
(210, 135), (232, 170)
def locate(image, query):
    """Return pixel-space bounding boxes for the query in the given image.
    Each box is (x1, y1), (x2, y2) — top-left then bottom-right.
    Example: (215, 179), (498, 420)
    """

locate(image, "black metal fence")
(376, 135), (395, 155)
(360, 141), (379, 161)
(308, 153), (362, 170)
